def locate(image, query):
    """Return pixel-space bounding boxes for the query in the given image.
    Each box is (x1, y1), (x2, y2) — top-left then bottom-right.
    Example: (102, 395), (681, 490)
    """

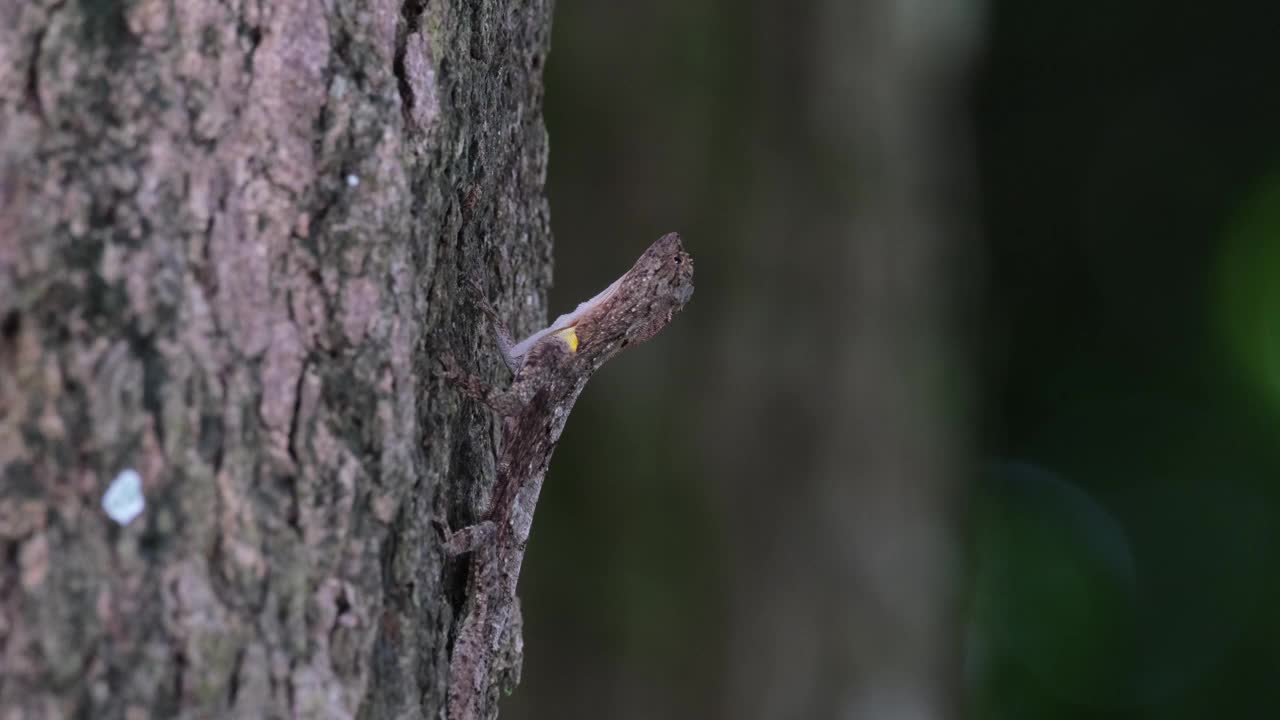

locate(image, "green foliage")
(1217, 177), (1280, 412)
(970, 463), (1139, 709)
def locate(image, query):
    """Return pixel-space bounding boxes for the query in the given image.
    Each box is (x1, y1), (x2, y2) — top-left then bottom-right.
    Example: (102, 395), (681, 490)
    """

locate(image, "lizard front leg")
(435, 518), (498, 557)
(465, 277), (520, 373)
(438, 354), (525, 416)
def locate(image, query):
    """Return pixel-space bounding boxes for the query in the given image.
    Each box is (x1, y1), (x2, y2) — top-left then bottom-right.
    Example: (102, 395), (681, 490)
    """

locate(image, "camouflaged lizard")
(440, 233), (694, 720)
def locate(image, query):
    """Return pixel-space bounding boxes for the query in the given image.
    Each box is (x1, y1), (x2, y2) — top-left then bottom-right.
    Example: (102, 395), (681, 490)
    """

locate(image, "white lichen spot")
(102, 469), (146, 526)
(345, 174), (360, 188)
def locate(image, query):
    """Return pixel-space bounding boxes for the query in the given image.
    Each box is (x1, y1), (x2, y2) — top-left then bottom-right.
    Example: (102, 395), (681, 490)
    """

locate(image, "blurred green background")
(508, 1), (1280, 718)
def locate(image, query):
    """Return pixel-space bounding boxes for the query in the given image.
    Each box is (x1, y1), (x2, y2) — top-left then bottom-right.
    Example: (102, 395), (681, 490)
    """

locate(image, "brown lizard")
(440, 232), (695, 720)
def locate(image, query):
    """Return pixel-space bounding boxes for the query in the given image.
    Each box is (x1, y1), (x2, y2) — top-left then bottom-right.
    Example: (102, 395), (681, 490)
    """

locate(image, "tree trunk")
(0, 1), (553, 718)
(708, 2), (980, 718)
(524, 1), (979, 717)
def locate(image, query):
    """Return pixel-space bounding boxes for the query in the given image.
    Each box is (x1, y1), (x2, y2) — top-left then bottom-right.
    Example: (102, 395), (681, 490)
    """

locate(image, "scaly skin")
(441, 233), (694, 720)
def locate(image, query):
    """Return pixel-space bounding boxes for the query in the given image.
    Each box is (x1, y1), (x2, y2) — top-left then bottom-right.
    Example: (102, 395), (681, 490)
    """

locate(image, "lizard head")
(572, 232), (694, 362)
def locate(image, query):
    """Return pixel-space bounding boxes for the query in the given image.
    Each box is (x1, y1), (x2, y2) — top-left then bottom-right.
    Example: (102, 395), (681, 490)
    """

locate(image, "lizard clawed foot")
(437, 353), (465, 382)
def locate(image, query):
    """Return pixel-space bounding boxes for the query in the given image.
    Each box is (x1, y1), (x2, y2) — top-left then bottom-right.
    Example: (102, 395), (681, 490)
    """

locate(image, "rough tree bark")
(1, 1), (553, 718)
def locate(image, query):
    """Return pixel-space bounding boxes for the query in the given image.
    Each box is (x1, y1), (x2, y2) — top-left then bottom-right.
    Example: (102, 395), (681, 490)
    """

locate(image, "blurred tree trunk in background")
(1, 1), (552, 718)
(521, 1), (982, 718)
(711, 2), (980, 717)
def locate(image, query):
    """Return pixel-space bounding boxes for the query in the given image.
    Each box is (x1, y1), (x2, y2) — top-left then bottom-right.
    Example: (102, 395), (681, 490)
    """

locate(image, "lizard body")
(442, 233), (694, 720)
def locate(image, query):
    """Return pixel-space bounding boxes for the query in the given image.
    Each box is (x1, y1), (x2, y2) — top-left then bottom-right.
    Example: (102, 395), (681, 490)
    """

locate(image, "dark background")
(509, 1), (1280, 717)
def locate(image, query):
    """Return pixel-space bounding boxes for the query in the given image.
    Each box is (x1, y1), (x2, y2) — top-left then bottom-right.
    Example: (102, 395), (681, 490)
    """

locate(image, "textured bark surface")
(0, 0), (553, 718)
